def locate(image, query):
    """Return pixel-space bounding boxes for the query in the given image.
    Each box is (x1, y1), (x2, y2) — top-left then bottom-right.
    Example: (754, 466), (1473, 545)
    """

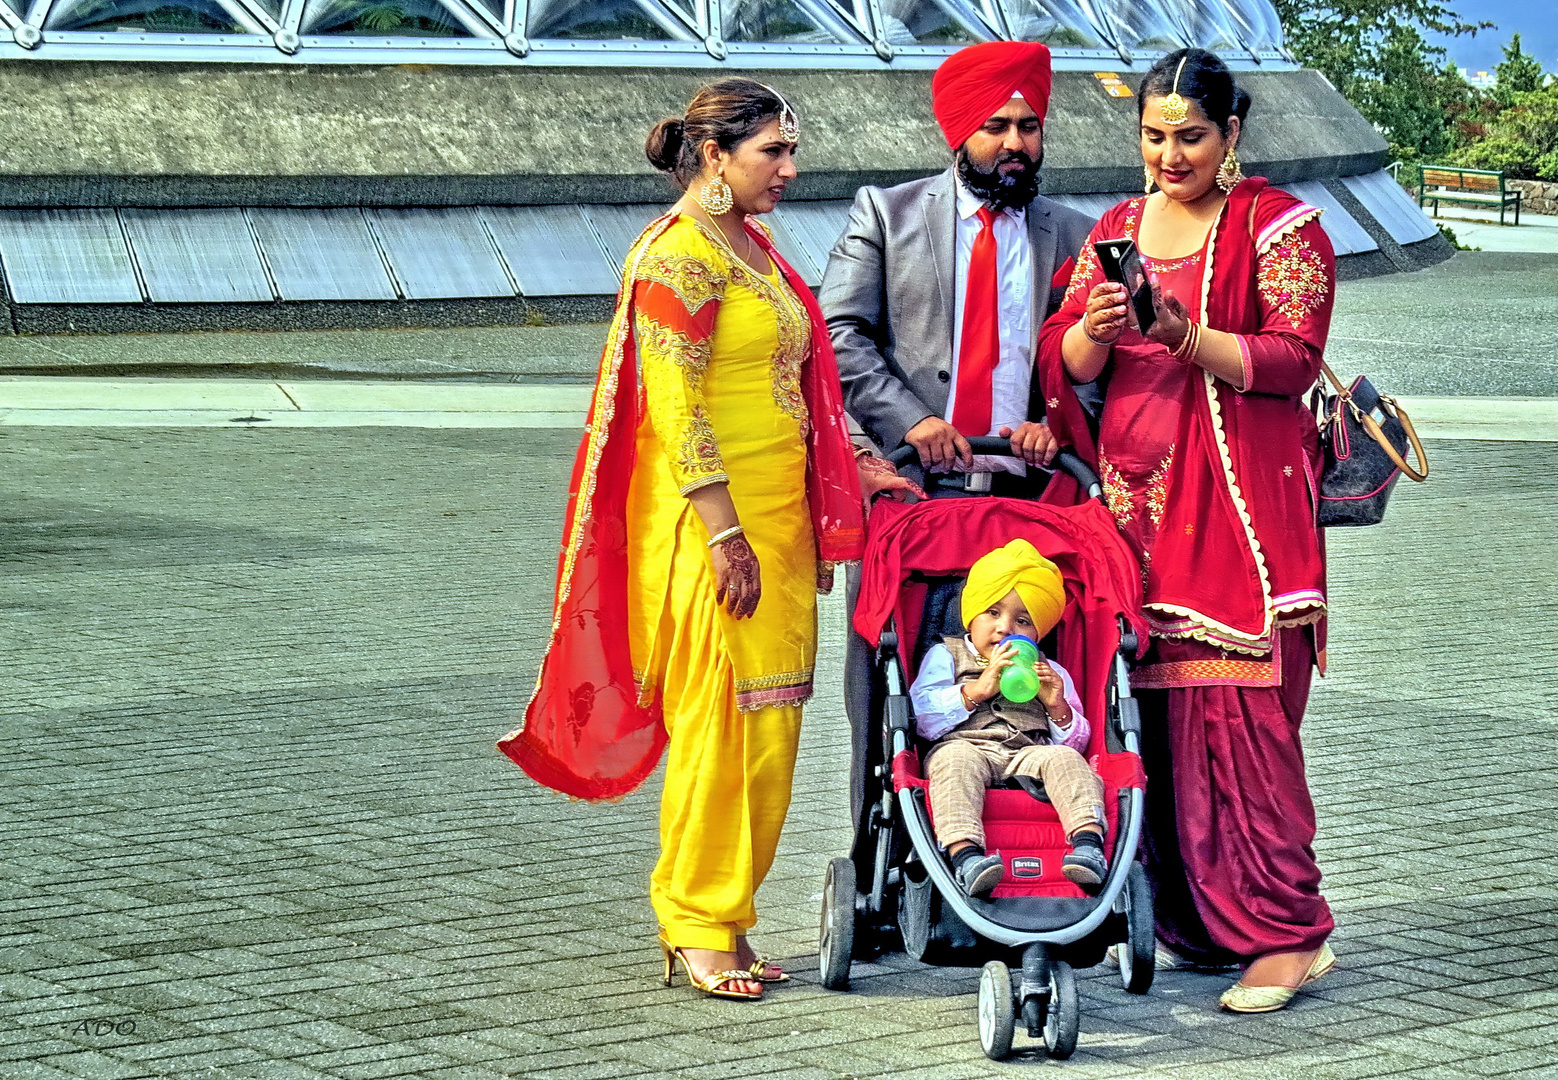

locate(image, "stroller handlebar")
(883, 438), (1103, 502)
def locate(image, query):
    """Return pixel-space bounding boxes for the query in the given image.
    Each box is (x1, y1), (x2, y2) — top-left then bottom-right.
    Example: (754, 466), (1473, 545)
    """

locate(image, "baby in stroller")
(909, 539), (1108, 899)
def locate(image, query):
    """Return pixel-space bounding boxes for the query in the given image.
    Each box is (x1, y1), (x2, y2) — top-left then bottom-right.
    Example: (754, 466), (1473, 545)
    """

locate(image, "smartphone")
(1093, 237), (1157, 333)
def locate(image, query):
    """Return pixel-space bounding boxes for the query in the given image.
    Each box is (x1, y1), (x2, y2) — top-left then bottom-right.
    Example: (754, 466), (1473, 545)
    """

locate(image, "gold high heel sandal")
(744, 957), (790, 983)
(1219, 943), (1336, 1013)
(658, 933), (763, 1001)
(736, 938), (790, 983)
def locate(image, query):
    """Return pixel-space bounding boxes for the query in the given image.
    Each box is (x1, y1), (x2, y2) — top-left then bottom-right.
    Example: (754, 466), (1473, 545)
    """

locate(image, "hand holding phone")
(1093, 238), (1157, 334)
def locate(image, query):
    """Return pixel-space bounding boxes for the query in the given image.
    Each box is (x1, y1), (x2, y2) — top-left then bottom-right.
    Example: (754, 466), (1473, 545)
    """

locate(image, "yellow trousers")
(647, 543), (803, 953)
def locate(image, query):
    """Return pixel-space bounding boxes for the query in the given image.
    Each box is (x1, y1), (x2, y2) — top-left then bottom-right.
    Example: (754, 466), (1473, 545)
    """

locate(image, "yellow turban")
(961, 539), (1066, 638)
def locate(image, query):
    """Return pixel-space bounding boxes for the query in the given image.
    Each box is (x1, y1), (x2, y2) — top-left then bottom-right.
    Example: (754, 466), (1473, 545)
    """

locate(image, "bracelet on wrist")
(1172, 321), (1201, 363)
(1082, 320), (1112, 347)
(706, 525), (746, 548)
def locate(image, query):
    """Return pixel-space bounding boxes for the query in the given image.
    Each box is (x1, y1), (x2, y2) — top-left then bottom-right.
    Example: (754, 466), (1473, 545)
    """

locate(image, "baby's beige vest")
(943, 635), (1053, 740)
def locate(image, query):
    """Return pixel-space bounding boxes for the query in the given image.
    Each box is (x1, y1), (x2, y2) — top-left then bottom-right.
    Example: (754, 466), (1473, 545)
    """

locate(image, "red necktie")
(952, 206), (999, 437)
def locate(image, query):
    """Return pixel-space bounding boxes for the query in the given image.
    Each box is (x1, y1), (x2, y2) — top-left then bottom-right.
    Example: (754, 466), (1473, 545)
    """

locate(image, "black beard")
(956, 147), (1042, 210)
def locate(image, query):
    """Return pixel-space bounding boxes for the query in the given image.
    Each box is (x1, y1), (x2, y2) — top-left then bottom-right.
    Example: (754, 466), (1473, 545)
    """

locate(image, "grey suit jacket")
(819, 167), (1096, 452)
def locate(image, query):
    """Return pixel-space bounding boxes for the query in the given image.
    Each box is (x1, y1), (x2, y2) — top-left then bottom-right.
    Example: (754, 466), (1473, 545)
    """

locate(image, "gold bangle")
(1173, 321), (1200, 362)
(706, 525), (745, 548)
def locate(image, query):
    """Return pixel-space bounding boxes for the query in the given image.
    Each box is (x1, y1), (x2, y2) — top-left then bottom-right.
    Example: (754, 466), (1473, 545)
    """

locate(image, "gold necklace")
(701, 208), (757, 269)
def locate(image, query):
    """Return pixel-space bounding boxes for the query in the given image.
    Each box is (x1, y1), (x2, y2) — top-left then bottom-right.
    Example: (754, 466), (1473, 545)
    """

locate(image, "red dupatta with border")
(497, 213), (864, 802)
(1036, 178), (1328, 656)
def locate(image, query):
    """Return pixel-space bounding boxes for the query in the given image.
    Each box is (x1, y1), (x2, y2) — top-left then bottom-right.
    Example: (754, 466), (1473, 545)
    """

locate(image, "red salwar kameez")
(1038, 178), (1337, 965)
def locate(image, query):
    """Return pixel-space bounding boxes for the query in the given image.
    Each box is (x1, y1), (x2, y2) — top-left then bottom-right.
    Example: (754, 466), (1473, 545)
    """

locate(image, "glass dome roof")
(2, 0), (1289, 64)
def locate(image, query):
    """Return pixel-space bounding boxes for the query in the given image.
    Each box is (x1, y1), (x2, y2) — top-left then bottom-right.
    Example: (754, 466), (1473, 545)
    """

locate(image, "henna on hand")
(1146, 284), (1191, 351)
(719, 534), (762, 619)
(856, 454), (928, 504)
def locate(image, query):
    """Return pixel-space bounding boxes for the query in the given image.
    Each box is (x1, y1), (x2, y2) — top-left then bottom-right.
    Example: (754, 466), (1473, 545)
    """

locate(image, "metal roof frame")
(0, 0), (1293, 62)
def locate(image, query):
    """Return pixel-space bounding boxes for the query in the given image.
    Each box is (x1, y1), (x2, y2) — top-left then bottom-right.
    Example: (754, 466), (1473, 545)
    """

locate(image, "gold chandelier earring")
(697, 171), (734, 215)
(1217, 146), (1244, 193)
(1144, 167), (1156, 194)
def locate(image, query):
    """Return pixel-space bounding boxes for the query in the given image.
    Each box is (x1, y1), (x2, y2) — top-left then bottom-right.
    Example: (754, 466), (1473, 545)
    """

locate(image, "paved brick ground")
(1, 429), (1555, 1080)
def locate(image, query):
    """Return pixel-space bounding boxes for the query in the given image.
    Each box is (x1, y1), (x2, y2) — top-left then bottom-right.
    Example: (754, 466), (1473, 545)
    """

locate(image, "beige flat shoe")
(1219, 943), (1336, 1014)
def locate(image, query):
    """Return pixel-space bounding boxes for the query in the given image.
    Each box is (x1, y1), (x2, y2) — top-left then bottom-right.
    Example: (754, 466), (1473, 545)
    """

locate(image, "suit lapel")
(924, 168), (957, 358)
(1026, 195), (1058, 331)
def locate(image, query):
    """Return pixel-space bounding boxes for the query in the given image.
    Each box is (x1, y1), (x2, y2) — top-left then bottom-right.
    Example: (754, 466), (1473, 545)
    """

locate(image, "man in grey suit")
(820, 40), (1095, 484)
(818, 40), (1097, 852)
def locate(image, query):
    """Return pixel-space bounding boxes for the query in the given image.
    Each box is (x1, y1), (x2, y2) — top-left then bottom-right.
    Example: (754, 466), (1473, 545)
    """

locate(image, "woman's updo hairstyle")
(1138, 48), (1252, 136)
(645, 78), (788, 189)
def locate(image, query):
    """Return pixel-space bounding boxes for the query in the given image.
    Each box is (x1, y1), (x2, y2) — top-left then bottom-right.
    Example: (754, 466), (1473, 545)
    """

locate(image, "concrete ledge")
(2, 378), (1549, 439)
(6, 296), (615, 336)
(1392, 396), (1558, 443)
(0, 64), (1385, 206)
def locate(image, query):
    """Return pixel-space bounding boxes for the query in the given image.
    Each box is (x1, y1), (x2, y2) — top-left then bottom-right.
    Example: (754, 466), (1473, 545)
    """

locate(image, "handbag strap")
(1320, 361), (1429, 482)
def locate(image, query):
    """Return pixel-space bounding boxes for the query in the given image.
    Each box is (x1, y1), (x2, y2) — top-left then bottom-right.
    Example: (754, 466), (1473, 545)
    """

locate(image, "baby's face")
(968, 589), (1038, 657)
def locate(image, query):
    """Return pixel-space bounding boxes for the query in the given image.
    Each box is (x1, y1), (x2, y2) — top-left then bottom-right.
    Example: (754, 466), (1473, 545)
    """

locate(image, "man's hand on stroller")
(904, 416), (974, 470)
(997, 421), (1059, 467)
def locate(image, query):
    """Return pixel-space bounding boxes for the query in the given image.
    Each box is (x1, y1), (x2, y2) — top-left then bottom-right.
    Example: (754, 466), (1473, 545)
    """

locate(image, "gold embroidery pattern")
(1145, 446), (1175, 528)
(1065, 241), (1100, 304)
(731, 260), (812, 436)
(1257, 235), (1328, 329)
(636, 252), (726, 315)
(636, 314), (711, 389)
(678, 404), (724, 487)
(1098, 452), (1134, 526)
(1131, 657), (1275, 688)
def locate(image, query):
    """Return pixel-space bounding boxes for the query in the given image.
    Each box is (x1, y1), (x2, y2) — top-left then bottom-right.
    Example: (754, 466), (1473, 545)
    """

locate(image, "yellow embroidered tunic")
(624, 216), (817, 712)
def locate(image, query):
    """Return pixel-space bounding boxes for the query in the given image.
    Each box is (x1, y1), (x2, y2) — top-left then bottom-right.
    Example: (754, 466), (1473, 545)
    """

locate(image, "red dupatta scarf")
(498, 213), (865, 802)
(1038, 179), (1326, 655)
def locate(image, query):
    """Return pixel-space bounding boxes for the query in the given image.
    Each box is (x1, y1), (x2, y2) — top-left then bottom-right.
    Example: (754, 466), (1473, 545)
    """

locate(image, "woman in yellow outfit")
(500, 79), (913, 1001)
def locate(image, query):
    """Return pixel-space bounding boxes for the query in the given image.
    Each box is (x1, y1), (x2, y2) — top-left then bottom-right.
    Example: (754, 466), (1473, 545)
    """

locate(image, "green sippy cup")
(997, 634), (1041, 703)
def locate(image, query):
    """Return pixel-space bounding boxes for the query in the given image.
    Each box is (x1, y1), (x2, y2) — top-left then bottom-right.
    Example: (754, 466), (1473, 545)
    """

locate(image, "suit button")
(937, 370), (950, 383)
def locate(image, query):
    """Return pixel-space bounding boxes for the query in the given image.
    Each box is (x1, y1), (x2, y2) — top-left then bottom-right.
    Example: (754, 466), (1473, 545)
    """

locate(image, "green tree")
(1493, 32), (1544, 104)
(1457, 82), (1558, 179)
(1272, 2), (1489, 163)
(1270, 1), (1488, 102)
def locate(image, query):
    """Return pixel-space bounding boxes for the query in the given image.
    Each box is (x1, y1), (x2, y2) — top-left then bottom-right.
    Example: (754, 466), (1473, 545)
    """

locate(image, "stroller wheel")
(1118, 861), (1157, 995)
(819, 857), (856, 991)
(1043, 961), (1079, 1059)
(977, 961), (1016, 1060)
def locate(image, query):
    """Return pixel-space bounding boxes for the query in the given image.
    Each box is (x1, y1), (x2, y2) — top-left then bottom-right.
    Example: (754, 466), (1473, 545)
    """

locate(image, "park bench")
(1418, 165), (1523, 226)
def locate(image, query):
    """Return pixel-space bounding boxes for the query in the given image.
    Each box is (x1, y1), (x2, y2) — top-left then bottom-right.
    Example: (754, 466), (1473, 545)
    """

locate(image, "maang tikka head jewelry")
(762, 84), (801, 144)
(1159, 56), (1190, 127)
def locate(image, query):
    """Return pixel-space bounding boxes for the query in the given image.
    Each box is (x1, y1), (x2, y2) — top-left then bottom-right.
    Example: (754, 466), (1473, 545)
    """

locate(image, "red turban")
(931, 41), (1053, 151)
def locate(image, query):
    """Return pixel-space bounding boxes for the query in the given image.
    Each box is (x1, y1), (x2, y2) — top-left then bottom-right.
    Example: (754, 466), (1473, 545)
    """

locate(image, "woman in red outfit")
(1037, 48), (1336, 1013)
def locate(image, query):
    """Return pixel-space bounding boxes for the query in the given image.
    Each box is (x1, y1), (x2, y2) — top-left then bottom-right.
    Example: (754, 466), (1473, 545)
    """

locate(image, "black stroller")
(817, 438), (1156, 1060)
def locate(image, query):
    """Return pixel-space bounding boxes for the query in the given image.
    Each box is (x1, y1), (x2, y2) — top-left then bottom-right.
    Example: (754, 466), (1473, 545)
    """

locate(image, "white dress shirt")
(909, 638), (1089, 744)
(946, 177), (1034, 475)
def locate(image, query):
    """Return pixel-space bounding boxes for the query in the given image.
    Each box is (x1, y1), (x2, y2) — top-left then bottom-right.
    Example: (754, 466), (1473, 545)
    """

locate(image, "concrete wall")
(0, 62), (1385, 206)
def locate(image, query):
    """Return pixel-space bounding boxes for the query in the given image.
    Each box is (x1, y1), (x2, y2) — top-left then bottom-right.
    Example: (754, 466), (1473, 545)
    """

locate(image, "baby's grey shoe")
(955, 851), (1005, 898)
(1062, 833), (1108, 894)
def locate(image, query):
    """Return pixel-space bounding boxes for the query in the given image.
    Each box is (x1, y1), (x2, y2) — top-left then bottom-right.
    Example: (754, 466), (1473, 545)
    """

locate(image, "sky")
(1423, 0), (1556, 75)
